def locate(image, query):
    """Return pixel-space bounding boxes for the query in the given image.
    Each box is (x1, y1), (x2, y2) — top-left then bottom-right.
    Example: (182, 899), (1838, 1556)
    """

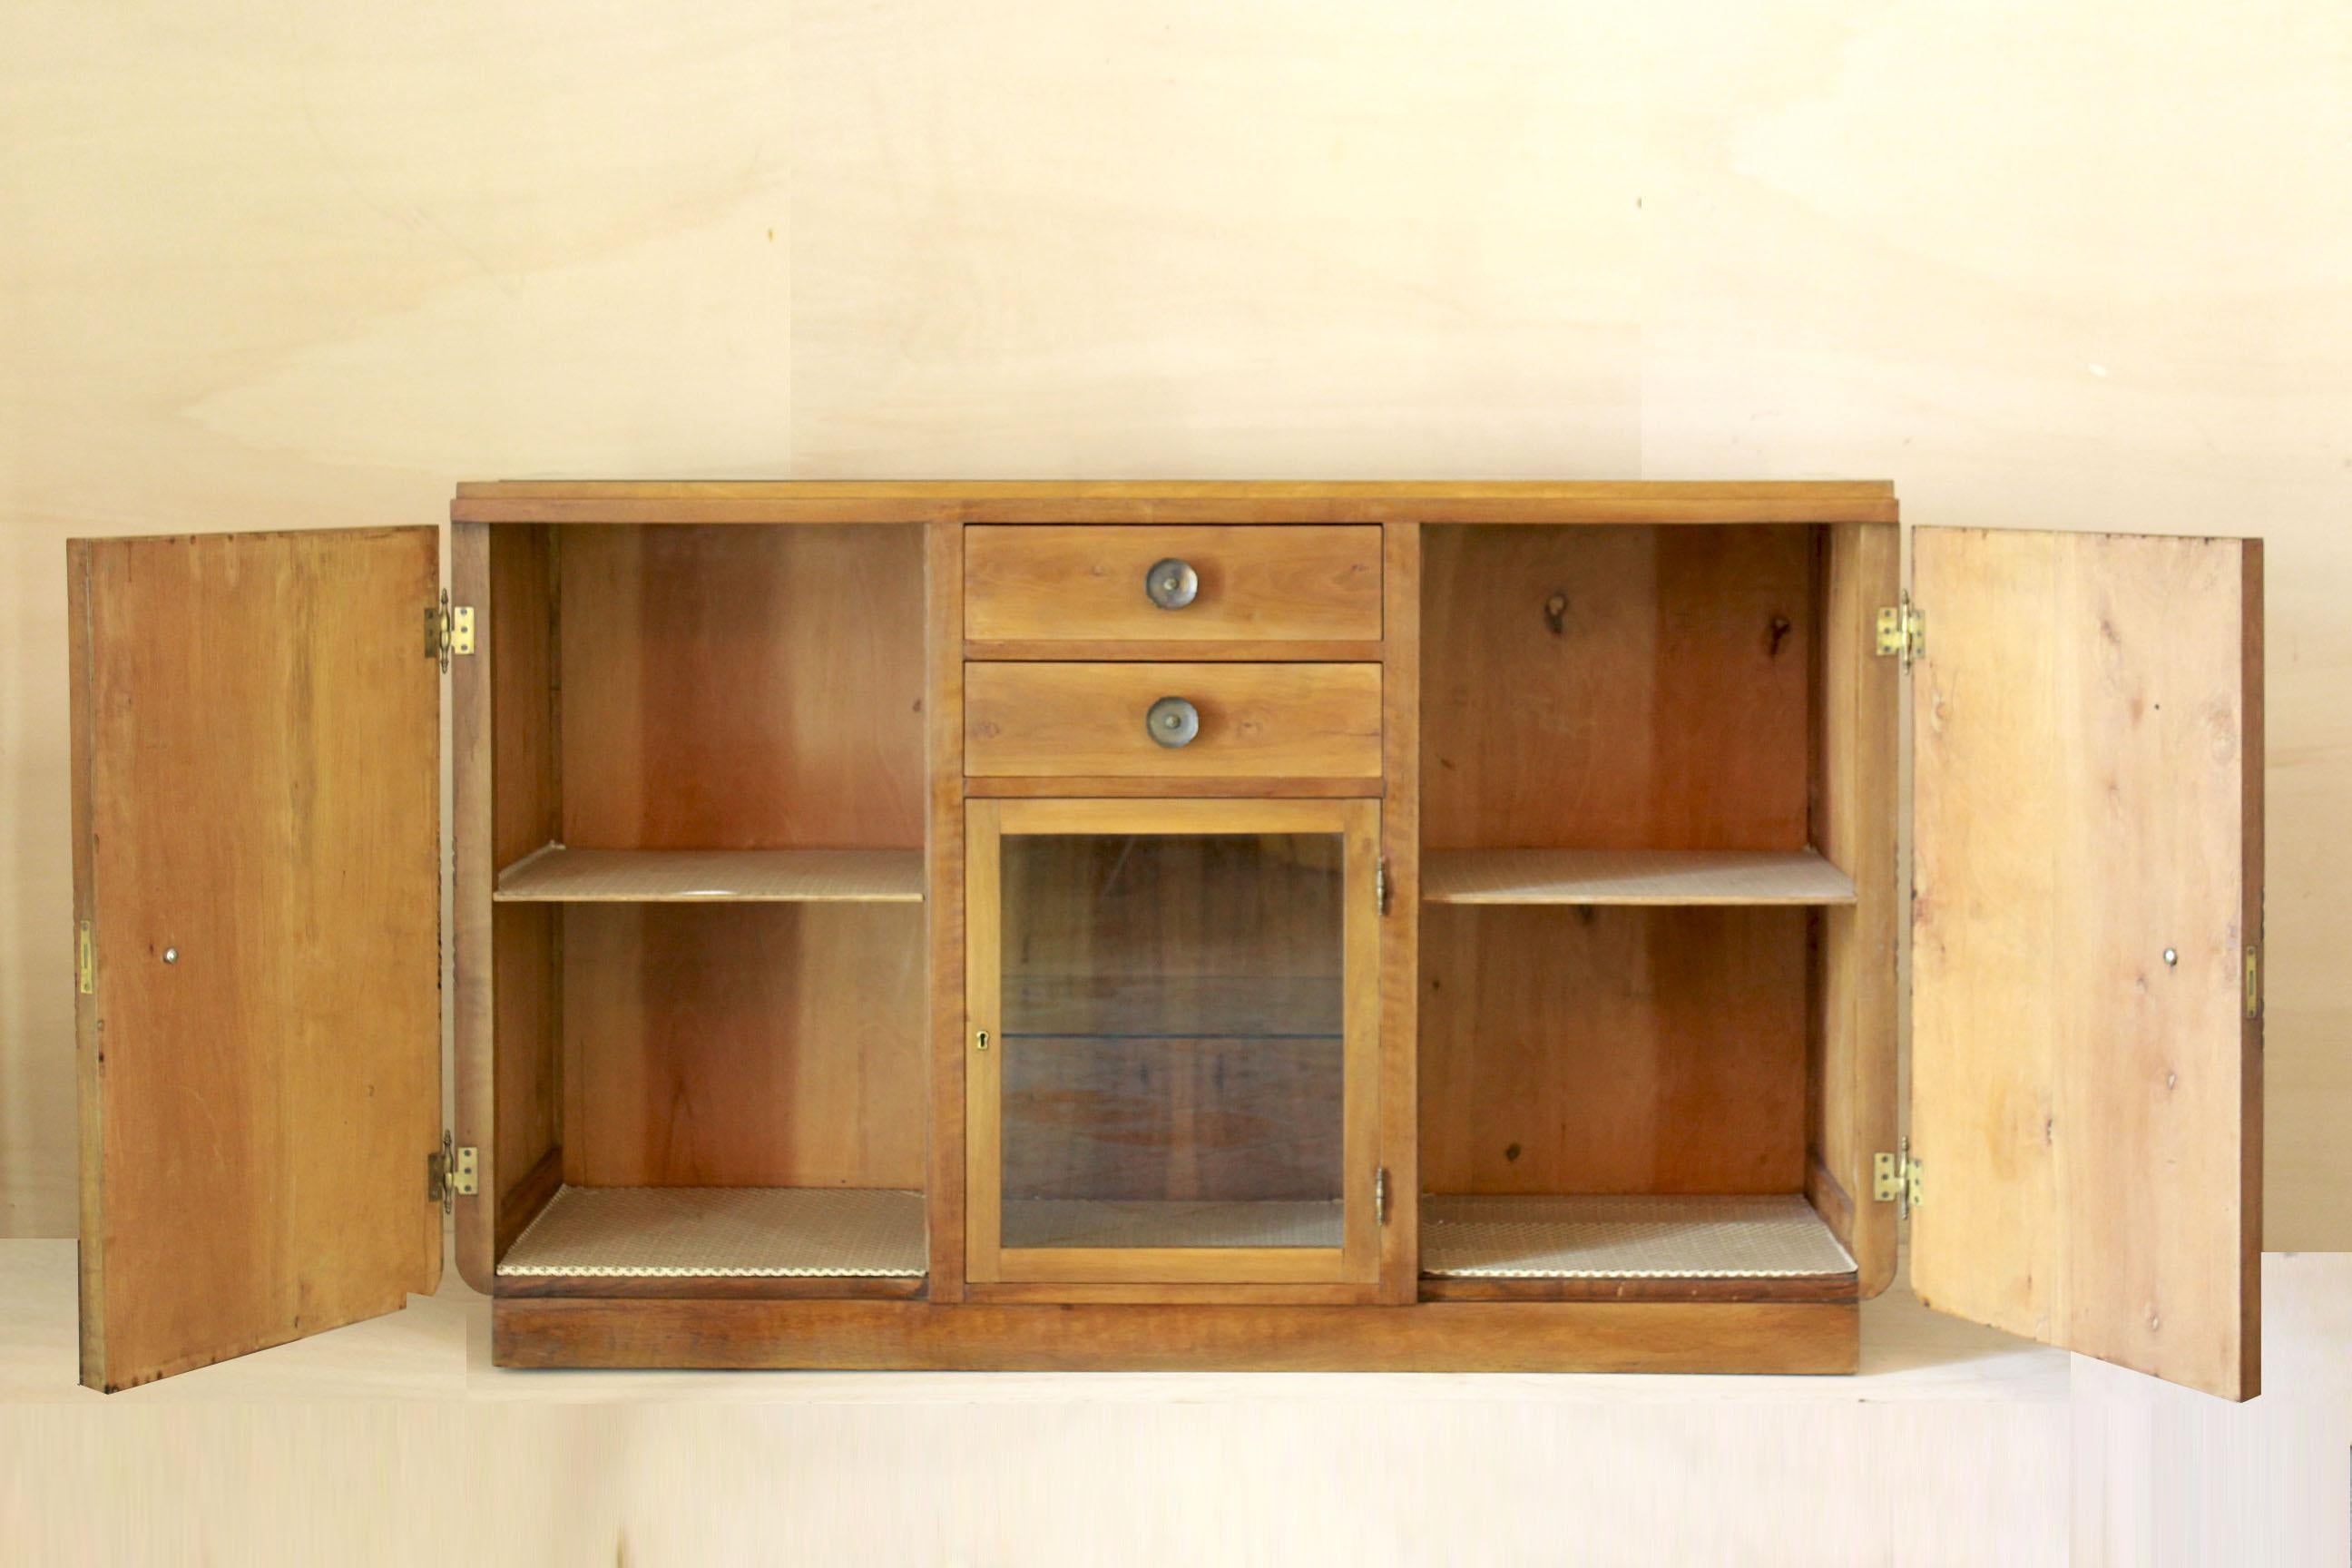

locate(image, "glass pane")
(998, 832), (1346, 1250)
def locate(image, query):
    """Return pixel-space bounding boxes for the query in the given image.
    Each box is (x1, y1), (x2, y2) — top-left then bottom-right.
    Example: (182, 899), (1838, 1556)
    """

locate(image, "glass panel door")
(967, 799), (1379, 1287)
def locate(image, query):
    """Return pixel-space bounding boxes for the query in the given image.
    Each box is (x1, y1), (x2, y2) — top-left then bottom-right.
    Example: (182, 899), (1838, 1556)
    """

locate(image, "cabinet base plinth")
(492, 1298), (1859, 1375)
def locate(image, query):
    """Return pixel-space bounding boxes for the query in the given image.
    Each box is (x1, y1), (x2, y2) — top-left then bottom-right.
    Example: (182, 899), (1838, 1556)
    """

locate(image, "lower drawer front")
(965, 662), (1383, 779)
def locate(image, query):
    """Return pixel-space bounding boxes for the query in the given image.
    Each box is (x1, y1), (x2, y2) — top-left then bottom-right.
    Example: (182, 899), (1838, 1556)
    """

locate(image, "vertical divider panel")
(1341, 799), (1386, 1284)
(927, 519), (968, 1297)
(1808, 522), (1901, 1294)
(67, 542), (103, 1379)
(450, 521), (497, 1292)
(962, 799), (1004, 1284)
(544, 527), (566, 1220)
(456, 520), (564, 1287)
(489, 525), (565, 1259)
(1378, 522), (1421, 1301)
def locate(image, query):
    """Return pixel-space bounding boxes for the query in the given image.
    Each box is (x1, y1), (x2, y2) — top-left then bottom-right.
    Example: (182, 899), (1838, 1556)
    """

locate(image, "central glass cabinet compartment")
(967, 799), (1380, 1287)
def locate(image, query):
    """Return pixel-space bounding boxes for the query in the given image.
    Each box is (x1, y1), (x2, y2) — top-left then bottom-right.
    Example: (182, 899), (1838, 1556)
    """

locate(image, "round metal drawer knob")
(1146, 696), (1200, 748)
(1144, 558), (1199, 610)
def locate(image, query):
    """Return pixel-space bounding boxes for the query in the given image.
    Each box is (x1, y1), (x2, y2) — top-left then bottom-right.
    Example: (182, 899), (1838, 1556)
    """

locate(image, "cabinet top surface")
(450, 480), (1899, 525)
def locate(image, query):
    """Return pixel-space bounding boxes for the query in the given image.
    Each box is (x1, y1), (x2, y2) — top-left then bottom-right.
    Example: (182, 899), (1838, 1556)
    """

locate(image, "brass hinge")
(1375, 857), (1391, 916)
(428, 1132), (478, 1210)
(1874, 1141), (1923, 1219)
(76, 921), (94, 995)
(1876, 596), (1925, 669)
(2246, 945), (2260, 1019)
(1375, 1166), (1388, 1225)
(429, 592), (475, 671)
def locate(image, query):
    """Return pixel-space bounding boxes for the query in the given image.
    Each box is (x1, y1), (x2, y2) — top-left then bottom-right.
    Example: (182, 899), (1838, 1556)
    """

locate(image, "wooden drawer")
(965, 662), (1383, 779)
(964, 525), (1382, 645)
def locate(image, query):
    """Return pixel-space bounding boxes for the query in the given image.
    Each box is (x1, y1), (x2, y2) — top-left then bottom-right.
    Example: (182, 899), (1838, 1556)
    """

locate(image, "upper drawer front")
(964, 525), (1383, 643)
(966, 662), (1383, 778)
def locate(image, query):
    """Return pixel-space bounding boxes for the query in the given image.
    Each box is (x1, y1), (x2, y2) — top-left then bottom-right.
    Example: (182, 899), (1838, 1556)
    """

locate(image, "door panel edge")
(2234, 537), (2264, 1400)
(68, 539), (107, 1390)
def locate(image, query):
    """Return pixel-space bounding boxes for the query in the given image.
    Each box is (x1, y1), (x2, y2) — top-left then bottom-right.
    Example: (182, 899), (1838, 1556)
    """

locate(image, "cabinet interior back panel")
(561, 903), (926, 1189)
(1419, 906), (1809, 1194)
(1421, 524), (1816, 851)
(555, 524), (926, 850)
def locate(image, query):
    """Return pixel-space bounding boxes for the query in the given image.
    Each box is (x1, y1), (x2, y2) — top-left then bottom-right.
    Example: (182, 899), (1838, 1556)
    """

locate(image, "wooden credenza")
(69, 483), (2266, 1398)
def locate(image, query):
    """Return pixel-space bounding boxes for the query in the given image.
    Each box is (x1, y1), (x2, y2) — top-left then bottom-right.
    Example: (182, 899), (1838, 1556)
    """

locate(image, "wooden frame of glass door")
(965, 797), (1381, 1289)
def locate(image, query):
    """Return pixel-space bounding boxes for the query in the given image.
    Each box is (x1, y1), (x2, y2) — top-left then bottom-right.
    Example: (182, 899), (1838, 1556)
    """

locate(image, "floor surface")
(1, 1242), (2344, 1563)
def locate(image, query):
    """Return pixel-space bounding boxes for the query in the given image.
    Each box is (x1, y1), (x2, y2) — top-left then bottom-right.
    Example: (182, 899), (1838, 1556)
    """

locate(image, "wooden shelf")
(1421, 1194), (1856, 1279)
(1420, 848), (1857, 906)
(497, 1186), (926, 1278)
(493, 846), (924, 903)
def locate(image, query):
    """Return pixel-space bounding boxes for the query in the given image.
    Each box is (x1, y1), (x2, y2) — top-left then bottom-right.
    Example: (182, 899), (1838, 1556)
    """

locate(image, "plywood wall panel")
(1, 2), (2346, 1248)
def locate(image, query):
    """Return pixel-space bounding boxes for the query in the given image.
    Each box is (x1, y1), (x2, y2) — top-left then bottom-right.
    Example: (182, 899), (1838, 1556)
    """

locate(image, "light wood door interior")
(72, 527), (442, 1392)
(966, 798), (1381, 1289)
(1909, 526), (2262, 1400)
(469, 524), (931, 1287)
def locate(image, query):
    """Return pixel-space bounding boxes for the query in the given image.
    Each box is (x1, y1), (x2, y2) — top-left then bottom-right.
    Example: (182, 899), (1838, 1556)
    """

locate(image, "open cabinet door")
(1909, 527), (2262, 1400)
(70, 527), (444, 1392)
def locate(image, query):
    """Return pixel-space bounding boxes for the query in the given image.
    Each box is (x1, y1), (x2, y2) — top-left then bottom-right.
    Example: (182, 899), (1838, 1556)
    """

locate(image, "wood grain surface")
(964, 524), (1381, 642)
(494, 1296), (1860, 1373)
(1420, 906), (1809, 1195)
(1421, 524), (1816, 851)
(1909, 528), (2262, 1400)
(495, 847), (924, 903)
(1421, 848), (1857, 906)
(562, 904), (926, 1190)
(556, 524), (926, 849)
(966, 662), (1382, 779)
(71, 528), (442, 1392)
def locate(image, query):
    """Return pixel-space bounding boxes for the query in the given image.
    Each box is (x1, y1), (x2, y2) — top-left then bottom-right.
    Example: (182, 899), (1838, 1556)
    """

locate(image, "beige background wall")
(4, 2), (2345, 1242)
